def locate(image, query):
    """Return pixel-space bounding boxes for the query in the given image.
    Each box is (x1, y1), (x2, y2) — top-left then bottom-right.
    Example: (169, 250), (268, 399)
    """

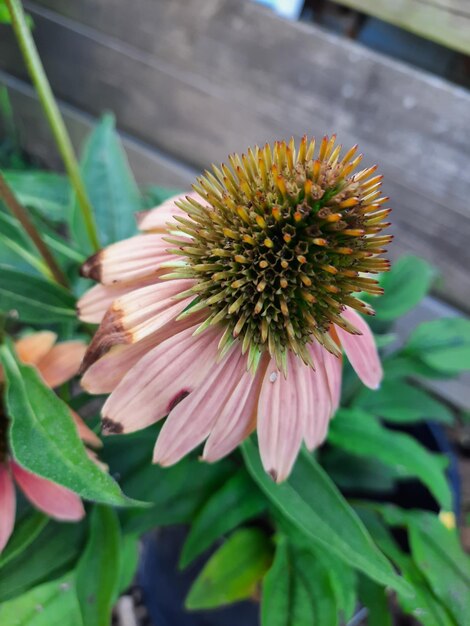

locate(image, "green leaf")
(117, 534), (139, 594)
(329, 409), (452, 510)
(291, 548), (339, 625)
(408, 512), (470, 625)
(383, 354), (454, 381)
(0, 342), (137, 507)
(120, 451), (234, 534)
(359, 508), (456, 626)
(142, 185), (183, 209)
(353, 380), (454, 424)
(0, 265), (76, 322)
(180, 470), (266, 568)
(242, 439), (410, 596)
(186, 528), (272, 610)
(0, 573), (82, 626)
(370, 255), (435, 320)
(71, 114), (139, 253)
(2, 170), (71, 222)
(0, 212), (46, 275)
(75, 506), (121, 626)
(0, 521), (85, 602)
(0, 512), (48, 568)
(321, 447), (401, 493)
(357, 576), (392, 626)
(261, 538), (315, 626)
(405, 318), (470, 374)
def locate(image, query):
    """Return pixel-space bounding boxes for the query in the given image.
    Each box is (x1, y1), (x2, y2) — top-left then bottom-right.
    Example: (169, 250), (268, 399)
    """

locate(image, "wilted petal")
(203, 361), (263, 462)
(81, 234), (173, 285)
(77, 282), (151, 324)
(257, 354), (305, 483)
(15, 332), (57, 365)
(336, 307), (382, 389)
(36, 341), (86, 388)
(82, 310), (205, 394)
(153, 347), (244, 466)
(101, 325), (219, 434)
(80, 279), (194, 370)
(11, 462), (85, 521)
(0, 463), (16, 552)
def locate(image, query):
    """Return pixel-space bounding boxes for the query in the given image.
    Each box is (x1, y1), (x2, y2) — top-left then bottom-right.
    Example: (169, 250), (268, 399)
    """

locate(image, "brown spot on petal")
(79, 306), (132, 373)
(167, 389), (190, 413)
(101, 418), (123, 435)
(268, 469), (278, 482)
(80, 251), (103, 281)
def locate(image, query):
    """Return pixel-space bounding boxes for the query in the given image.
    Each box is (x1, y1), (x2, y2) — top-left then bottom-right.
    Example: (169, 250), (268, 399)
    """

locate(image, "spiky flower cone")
(165, 135), (391, 370)
(79, 135), (390, 482)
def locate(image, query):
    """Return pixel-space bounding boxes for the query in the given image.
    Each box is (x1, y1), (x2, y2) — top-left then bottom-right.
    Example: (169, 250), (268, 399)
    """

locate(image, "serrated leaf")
(0, 266), (76, 322)
(370, 256), (435, 320)
(0, 573), (82, 626)
(75, 506), (121, 626)
(405, 318), (470, 374)
(2, 170), (71, 222)
(353, 380), (454, 424)
(180, 470), (266, 568)
(329, 409), (452, 510)
(186, 528), (272, 610)
(242, 439), (411, 596)
(0, 342), (137, 507)
(71, 114), (139, 253)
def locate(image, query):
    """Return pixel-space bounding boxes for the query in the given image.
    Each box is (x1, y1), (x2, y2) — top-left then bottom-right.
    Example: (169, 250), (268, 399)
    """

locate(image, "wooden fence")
(1, 0), (469, 315)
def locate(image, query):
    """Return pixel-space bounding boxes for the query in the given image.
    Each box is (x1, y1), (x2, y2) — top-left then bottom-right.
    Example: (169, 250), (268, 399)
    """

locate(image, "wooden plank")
(0, 72), (196, 189)
(1, 1), (470, 311)
(330, 0), (470, 56)
(1, 74), (469, 410)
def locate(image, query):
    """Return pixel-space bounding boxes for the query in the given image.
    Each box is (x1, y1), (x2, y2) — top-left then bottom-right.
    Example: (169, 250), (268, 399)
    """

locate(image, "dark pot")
(138, 422), (460, 626)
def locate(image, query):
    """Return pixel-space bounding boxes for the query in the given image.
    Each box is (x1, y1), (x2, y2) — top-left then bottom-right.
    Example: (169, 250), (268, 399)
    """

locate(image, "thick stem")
(0, 171), (69, 288)
(5, 0), (100, 252)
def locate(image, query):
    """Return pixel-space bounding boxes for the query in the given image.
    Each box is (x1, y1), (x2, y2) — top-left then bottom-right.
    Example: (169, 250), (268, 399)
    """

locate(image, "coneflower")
(79, 136), (390, 481)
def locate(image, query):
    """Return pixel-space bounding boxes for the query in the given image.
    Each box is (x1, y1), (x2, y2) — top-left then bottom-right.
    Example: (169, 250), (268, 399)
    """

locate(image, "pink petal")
(102, 324), (220, 434)
(15, 332), (57, 365)
(304, 343), (335, 450)
(137, 194), (189, 232)
(70, 410), (102, 448)
(153, 346), (244, 466)
(81, 234), (174, 285)
(257, 354), (305, 483)
(82, 311), (205, 394)
(36, 341), (86, 388)
(80, 279), (195, 371)
(11, 462), (85, 521)
(77, 282), (151, 324)
(203, 363), (264, 462)
(335, 307), (383, 389)
(320, 344), (342, 411)
(0, 463), (16, 552)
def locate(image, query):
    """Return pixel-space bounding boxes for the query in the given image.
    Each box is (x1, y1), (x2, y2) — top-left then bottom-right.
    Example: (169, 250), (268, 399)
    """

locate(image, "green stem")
(5, 0), (100, 252)
(0, 171), (70, 287)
